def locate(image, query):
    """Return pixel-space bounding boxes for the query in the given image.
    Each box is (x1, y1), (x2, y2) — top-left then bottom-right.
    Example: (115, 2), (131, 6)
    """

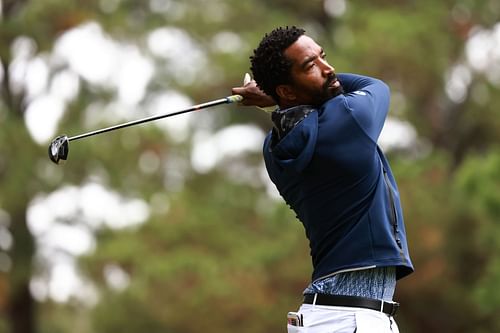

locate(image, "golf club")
(48, 94), (243, 164)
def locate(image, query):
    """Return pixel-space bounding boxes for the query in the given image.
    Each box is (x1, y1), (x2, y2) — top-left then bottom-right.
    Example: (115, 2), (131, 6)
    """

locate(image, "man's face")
(282, 35), (343, 107)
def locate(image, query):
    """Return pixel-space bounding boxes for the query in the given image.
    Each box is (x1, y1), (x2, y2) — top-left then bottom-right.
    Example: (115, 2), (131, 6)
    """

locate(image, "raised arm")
(337, 73), (383, 94)
(337, 73), (391, 142)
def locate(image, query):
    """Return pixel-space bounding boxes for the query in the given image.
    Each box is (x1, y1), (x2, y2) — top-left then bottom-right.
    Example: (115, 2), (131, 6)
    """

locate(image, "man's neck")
(278, 100), (300, 110)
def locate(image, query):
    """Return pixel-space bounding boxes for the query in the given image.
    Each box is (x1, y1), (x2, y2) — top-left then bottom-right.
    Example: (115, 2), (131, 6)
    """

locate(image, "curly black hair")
(250, 26), (305, 103)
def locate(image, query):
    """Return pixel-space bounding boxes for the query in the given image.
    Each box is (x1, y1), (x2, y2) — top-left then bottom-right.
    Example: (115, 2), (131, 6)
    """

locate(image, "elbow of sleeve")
(379, 80), (390, 94)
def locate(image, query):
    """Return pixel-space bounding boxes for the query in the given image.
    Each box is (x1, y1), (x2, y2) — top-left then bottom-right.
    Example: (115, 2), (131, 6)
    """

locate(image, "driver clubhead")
(48, 135), (69, 164)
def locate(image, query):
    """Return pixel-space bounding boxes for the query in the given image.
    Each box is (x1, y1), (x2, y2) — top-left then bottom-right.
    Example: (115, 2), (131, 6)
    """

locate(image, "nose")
(319, 58), (334, 75)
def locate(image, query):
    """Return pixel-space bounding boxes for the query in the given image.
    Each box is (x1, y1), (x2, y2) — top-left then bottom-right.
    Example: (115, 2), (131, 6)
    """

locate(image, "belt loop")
(380, 300), (385, 312)
(313, 293), (318, 307)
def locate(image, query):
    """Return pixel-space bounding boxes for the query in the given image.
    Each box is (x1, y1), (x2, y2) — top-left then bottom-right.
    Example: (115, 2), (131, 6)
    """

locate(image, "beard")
(324, 74), (344, 98)
(309, 74), (344, 106)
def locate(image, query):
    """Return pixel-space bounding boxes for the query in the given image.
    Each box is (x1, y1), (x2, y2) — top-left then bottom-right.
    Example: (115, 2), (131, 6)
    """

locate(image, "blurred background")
(1, 0), (499, 332)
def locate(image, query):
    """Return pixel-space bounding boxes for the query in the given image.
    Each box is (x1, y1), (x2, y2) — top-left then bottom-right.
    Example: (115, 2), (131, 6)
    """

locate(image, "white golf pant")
(287, 303), (400, 333)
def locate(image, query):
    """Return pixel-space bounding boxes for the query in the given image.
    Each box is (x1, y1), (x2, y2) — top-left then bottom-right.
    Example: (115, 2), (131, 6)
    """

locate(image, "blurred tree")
(333, 0), (500, 165)
(0, 0), (499, 332)
(0, 1), (101, 332)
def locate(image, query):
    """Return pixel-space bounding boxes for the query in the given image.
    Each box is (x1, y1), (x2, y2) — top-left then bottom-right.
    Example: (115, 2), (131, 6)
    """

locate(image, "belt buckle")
(389, 302), (400, 316)
(381, 300), (400, 316)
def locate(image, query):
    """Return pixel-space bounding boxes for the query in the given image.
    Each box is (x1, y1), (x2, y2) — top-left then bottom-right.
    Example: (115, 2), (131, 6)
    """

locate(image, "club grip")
(226, 95), (244, 104)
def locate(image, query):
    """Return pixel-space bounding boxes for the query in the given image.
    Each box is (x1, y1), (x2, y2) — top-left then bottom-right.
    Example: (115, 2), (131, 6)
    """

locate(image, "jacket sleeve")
(337, 73), (390, 143)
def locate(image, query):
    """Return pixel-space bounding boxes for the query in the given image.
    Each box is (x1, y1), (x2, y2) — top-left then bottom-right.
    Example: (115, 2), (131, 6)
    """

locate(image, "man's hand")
(232, 77), (276, 108)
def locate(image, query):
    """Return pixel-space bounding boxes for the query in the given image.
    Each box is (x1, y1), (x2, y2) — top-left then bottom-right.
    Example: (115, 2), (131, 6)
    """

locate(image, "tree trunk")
(7, 282), (35, 333)
(6, 209), (36, 333)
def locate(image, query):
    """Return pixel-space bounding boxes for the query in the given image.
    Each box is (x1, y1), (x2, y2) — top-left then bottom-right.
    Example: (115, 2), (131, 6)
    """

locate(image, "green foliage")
(453, 150), (500, 327)
(81, 177), (308, 333)
(1, 0), (500, 332)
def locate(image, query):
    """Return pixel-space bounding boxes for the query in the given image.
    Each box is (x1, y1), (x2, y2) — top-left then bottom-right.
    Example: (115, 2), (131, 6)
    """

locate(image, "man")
(232, 26), (414, 332)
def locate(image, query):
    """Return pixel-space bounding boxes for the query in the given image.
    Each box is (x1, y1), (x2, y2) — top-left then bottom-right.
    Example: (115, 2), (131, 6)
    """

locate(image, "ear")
(276, 84), (297, 102)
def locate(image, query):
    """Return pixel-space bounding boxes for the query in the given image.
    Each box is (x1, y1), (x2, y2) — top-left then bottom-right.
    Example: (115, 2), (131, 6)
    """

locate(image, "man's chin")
(327, 85), (344, 99)
(333, 85), (344, 96)
(310, 85), (345, 106)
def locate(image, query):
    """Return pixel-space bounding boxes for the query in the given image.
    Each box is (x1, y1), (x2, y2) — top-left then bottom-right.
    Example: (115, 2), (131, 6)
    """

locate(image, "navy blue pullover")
(263, 73), (414, 282)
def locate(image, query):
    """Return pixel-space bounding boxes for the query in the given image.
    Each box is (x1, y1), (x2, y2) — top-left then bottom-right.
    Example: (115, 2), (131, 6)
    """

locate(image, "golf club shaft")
(68, 95), (242, 142)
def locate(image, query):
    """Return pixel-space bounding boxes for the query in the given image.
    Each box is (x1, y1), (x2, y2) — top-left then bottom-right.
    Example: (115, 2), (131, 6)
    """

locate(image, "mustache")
(324, 74), (338, 88)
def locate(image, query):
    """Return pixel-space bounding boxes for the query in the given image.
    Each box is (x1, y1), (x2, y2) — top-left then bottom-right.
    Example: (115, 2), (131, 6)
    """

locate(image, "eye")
(321, 52), (327, 59)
